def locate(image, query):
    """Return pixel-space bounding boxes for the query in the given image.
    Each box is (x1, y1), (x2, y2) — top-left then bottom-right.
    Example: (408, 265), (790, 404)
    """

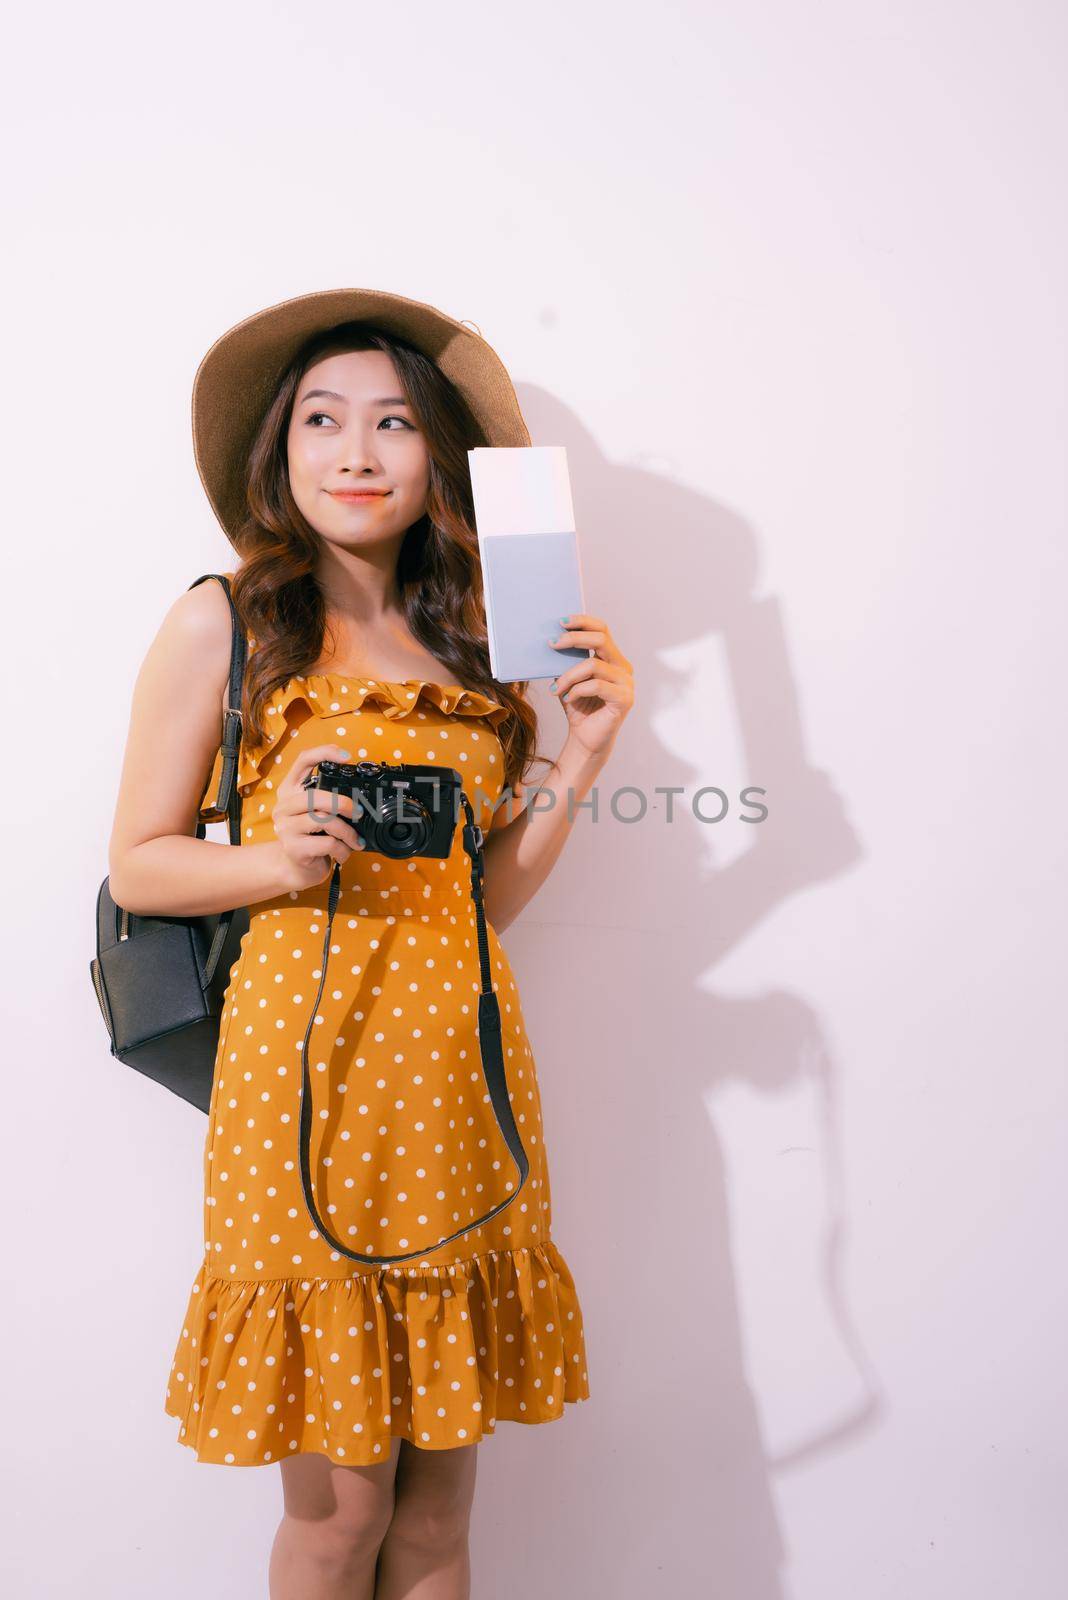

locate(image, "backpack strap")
(184, 572), (248, 984)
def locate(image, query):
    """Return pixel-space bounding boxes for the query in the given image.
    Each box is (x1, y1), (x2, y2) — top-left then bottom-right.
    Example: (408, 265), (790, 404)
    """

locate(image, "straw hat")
(191, 286), (531, 546)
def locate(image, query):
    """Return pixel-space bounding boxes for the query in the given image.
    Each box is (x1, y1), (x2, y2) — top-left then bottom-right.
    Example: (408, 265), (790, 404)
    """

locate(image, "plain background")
(3, 2), (1065, 1596)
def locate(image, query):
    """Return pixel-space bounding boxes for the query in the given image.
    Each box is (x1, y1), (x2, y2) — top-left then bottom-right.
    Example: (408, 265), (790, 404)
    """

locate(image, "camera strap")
(295, 787), (530, 1266)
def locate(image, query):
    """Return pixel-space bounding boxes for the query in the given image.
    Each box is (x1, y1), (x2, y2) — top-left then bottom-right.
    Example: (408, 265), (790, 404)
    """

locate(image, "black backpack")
(89, 574), (250, 1113)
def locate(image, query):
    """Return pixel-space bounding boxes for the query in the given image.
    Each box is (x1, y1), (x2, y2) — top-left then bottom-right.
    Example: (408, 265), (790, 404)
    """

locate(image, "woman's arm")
(480, 735), (612, 934)
(481, 610), (635, 934)
(106, 579), (293, 918)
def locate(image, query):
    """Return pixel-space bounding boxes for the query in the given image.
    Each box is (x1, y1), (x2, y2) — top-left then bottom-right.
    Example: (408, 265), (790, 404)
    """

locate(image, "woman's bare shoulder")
(167, 571), (237, 638)
(148, 572), (238, 712)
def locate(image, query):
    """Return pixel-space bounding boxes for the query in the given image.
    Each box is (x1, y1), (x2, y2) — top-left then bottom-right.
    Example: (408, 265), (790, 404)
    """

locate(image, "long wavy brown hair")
(224, 320), (549, 798)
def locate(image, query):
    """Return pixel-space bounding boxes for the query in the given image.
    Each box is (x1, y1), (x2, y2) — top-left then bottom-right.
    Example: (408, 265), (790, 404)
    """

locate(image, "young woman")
(107, 288), (634, 1599)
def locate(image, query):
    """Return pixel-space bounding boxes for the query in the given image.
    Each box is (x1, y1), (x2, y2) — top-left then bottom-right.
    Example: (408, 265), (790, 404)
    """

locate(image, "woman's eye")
(305, 412), (413, 430)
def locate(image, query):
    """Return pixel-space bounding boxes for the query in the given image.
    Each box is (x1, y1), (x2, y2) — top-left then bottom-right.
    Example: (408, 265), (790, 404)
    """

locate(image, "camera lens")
(378, 796), (431, 857)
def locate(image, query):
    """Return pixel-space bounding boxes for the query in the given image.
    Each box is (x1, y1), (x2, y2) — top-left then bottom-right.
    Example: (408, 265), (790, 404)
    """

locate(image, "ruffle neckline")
(296, 671), (510, 726)
(164, 1241), (590, 1466)
(199, 671), (511, 819)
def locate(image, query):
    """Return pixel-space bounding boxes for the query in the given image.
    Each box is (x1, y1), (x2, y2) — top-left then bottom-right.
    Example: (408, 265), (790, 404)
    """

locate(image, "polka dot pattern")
(164, 660), (590, 1466)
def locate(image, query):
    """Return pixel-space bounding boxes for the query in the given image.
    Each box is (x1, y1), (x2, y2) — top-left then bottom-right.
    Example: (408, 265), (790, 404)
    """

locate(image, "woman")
(107, 288), (634, 1599)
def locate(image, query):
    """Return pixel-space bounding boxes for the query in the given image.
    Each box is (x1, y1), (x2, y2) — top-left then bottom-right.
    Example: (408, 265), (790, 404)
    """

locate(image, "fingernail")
(550, 679), (558, 690)
(559, 615), (570, 624)
(339, 749), (352, 758)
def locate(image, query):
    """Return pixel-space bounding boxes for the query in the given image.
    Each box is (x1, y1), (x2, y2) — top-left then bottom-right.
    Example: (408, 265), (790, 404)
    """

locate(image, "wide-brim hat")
(192, 286), (531, 547)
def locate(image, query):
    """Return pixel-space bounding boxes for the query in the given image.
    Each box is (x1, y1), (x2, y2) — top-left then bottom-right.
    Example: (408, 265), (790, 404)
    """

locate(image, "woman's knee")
(277, 1447), (400, 1567)
(386, 1444), (478, 1551)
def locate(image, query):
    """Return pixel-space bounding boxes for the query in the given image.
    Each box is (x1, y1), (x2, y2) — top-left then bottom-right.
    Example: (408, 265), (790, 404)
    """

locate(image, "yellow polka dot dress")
(163, 651), (590, 1467)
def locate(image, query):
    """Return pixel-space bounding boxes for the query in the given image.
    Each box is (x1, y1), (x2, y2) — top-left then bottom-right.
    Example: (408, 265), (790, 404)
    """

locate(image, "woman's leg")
(269, 1441), (403, 1600)
(373, 1438), (480, 1600)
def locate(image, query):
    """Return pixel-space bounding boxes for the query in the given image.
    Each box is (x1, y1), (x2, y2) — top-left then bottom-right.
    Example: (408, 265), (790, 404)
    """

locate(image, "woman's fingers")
(284, 811), (363, 864)
(280, 743), (353, 793)
(275, 745), (357, 818)
(560, 677), (630, 704)
(548, 616), (628, 666)
(293, 791), (364, 847)
(303, 786), (358, 823)
(270, 744), (364, 850)
(550, 658), (629, 698)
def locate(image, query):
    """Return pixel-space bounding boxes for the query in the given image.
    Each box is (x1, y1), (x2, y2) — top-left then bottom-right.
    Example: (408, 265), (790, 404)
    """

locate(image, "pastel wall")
(4, 1), (1063, 1596)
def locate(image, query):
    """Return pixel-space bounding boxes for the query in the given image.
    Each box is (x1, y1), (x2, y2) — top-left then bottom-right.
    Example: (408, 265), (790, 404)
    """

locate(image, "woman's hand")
(548, 613), (635, 758)
(269, 744), (366, 892)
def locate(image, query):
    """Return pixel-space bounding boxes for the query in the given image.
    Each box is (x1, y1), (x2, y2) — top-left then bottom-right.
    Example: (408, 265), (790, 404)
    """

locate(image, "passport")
(467, 445), (588, 684)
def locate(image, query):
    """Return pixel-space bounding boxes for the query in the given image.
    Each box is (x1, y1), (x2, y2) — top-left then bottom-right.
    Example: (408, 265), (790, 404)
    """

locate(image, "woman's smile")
(327, 487), (392, 504)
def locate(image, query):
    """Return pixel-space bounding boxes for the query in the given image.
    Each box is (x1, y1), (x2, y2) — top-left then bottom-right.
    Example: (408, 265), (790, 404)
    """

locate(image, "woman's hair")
(226, 320), (548, 797)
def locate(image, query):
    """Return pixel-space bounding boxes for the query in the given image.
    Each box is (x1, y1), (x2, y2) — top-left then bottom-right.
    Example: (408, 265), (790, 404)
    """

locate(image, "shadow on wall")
(473, 381), (873, 1600)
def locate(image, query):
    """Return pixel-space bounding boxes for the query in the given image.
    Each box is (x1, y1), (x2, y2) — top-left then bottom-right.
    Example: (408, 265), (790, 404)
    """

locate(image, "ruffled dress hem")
(164, 1239), (590, 1467)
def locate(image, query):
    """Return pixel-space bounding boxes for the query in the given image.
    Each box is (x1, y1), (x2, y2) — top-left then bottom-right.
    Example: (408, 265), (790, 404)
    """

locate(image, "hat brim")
(192, 286), (531, 545)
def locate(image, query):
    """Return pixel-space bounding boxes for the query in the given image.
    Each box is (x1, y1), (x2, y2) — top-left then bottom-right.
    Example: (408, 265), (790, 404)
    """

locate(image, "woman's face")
(286, 348), (431, 547)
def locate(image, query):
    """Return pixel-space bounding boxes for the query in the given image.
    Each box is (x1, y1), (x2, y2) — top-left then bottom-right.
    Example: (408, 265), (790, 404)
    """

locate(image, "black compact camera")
(303, 759), (465, 859)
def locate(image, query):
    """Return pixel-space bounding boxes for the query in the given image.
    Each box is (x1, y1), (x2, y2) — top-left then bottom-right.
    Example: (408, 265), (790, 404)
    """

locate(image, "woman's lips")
(329, 489), (390, 503)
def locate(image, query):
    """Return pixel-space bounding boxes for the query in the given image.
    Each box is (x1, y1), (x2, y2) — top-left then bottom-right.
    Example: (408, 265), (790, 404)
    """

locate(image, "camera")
(302, 759), (463, 859)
